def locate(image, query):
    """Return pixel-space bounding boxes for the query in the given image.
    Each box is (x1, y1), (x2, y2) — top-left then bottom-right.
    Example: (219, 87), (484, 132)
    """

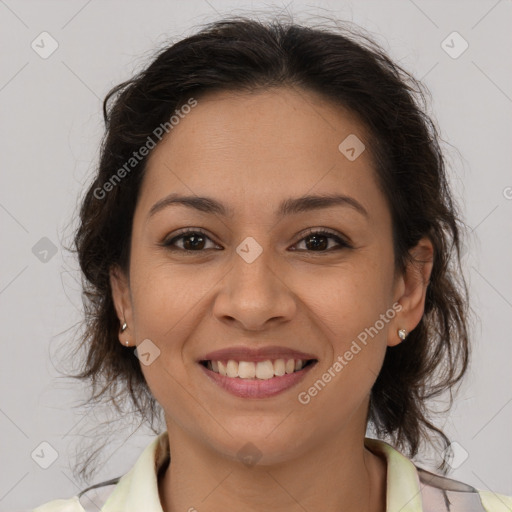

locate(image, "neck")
(158, 425), (387, 512)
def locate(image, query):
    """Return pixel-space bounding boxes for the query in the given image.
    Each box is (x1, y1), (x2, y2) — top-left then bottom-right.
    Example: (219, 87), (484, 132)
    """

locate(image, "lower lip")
(198, 362), (317, 399)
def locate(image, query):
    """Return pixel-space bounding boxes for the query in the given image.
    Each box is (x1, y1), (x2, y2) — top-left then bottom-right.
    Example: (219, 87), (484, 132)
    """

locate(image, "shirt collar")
(102, 433), (168, 512)
(365, 437), (423, 512)
(102, 433), (422, 512)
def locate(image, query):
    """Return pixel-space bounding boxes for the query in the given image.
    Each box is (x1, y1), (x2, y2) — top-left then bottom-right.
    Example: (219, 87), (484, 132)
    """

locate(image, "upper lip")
(199, 345), (318, 363)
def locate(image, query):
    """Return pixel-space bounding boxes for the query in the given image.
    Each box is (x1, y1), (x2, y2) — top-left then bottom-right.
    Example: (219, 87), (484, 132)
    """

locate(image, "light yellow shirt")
(32, 433), (512, 512)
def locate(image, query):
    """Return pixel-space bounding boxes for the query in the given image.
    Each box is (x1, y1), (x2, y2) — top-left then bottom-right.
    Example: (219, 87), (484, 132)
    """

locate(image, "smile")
(201, 358), (315, 379)
(198, 358), (318, 398)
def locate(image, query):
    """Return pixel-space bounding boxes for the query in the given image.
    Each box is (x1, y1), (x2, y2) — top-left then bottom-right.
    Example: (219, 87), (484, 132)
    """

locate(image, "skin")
(110, 86), (433, 512)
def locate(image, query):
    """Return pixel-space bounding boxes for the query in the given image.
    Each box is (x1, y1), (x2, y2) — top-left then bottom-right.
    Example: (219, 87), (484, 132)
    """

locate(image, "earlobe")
(388, 236), (434, 347)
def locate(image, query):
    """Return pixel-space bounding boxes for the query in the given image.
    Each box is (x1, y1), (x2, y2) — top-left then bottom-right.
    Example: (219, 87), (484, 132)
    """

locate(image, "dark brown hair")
(70, 15), (471, 478)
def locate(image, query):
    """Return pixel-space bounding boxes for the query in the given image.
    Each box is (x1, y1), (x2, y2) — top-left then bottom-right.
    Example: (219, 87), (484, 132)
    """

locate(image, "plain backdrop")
(1, 0), (511, 510)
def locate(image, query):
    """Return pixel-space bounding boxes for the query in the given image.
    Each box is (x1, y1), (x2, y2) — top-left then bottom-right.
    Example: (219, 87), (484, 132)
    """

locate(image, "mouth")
(199, 358), (317, 379)
(198, 357), (318, 399)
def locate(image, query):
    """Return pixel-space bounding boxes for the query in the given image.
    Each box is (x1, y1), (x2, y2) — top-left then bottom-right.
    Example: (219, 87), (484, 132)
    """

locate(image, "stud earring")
(398, 328), (407, 341)
(121, 321), (127, 332)
(125, 340), (130, 346)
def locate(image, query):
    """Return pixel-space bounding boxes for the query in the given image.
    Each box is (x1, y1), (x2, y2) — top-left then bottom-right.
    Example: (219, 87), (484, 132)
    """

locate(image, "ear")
(110, 264), (134, 347)
(388, 236), (434, 347)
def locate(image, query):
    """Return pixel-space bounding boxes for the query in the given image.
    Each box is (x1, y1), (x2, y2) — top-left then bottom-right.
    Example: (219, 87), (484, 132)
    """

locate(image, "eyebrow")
(147, 192), (369, 220)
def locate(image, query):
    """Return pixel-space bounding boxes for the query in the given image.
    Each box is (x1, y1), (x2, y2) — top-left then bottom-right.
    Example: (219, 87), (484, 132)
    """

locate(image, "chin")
(207, 423), (312, 467)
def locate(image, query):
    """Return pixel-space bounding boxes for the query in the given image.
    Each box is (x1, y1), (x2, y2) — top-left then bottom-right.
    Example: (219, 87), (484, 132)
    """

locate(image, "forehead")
(150, 86), (370, 164)
(137, 87), (387, 224)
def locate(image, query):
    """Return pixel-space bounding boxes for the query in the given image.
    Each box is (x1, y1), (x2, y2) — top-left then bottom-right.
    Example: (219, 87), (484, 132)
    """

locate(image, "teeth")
(255, 360), (274, 380)
(274, 359), (286, 376)
(238, 361), (256, 379)
(206, 358), (311, 379)
(226, 360), (238, 378)
(218, 360), (228, 376)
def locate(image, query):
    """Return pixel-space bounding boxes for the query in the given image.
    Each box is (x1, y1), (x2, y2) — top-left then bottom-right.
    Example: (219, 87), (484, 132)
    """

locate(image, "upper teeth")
(207, 358), (308, 379)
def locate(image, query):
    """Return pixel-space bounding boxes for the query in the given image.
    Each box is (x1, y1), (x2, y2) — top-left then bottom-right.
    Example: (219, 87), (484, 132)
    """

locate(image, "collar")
(364, 437), (422, 512)
(102, 433), (423, 512)
(102, 433), (169, 512)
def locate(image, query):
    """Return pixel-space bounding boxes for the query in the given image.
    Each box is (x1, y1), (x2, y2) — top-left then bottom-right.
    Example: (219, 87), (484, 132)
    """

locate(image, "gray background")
(1, 0), (511, 510)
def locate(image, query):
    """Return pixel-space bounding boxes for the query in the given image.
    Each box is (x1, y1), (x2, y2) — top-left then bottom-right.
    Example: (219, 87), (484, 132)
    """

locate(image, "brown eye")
(162, 229), (220, 252)
(293, 230), (352, 252)
(161, 228), (351, 254)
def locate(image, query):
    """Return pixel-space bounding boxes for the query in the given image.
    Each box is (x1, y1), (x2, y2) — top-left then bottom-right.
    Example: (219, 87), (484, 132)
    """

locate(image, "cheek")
(297, 278), (391, 429)
(128, 260), (206, 383)
(128, 262), (222, 438)
(130, 253), (214, 334)
(297, 260), (393, 402)
(301, 259), (394, 347)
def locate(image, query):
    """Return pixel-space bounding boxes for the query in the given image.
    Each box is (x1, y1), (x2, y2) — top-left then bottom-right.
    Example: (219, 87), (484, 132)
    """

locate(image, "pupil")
(184, 234), (204, 250)
(306, 234), (327, 251)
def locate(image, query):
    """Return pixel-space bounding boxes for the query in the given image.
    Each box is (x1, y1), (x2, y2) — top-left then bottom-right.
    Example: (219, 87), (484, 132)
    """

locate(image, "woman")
(33, 15), (511, 512)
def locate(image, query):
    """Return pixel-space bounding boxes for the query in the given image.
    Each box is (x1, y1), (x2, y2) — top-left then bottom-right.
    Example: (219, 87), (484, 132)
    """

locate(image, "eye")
(161, 229), (221, 252)
(292, 229), (352, 252)
(161, 228), (352, 253)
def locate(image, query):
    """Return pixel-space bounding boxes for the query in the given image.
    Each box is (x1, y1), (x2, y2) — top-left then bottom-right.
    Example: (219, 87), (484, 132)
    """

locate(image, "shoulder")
(479, 490), (512, 512)
(30, 433), (167, 512)
(365, 436), (512, 512)
(31, 479), (118, 512)
(417, 467), (512, 512)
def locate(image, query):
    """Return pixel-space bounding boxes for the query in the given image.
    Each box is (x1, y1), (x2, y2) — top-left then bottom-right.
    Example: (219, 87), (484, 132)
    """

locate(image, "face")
(111, 86), (433, 464)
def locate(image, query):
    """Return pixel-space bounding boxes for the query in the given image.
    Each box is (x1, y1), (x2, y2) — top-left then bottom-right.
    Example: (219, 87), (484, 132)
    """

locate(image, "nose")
(212, 239), (297, 331)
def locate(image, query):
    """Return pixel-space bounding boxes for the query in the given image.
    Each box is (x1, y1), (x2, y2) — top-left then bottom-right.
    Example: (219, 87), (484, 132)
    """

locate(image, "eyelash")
(161, 227), (352, 254)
